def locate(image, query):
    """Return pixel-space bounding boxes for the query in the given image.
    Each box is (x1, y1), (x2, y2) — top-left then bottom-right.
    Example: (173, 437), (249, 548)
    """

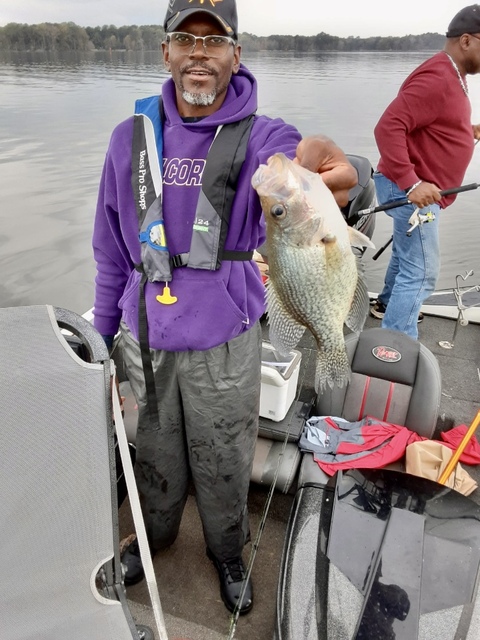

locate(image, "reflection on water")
(1, 49), (479, 313)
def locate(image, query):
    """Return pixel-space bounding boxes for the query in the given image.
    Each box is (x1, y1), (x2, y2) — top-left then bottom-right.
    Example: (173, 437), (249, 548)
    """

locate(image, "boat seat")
(0, 305), (154, 640)
(301, 327), (442, 486)
(316, 327), (441, 435)
(251, 398), (314, 493)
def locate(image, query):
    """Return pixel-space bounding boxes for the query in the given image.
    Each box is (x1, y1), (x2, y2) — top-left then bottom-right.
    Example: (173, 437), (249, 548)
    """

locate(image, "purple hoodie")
(92, 65), (301, 351)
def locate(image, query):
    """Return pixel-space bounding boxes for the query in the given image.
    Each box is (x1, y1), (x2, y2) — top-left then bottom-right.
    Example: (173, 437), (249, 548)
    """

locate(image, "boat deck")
(121, 311), (480, 640)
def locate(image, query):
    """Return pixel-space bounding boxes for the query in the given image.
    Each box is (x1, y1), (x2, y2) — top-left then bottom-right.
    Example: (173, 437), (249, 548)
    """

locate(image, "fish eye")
(270, 204), (286, 218)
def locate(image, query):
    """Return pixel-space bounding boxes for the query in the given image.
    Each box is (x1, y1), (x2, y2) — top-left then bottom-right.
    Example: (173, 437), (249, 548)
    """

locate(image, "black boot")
(121, 538), (145, 586)
(207, 548), (253, 614)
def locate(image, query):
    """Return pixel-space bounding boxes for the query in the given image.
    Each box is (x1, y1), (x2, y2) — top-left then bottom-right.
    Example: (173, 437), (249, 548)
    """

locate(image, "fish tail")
(314, 346), (351, 393)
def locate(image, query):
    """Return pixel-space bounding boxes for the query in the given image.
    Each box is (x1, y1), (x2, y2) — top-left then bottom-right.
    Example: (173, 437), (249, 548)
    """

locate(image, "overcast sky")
(0, 1), (473, 38)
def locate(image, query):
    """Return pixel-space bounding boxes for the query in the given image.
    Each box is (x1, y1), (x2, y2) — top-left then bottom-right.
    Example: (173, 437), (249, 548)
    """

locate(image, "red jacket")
(300, 416), (424, 476)
(300, 417), (480, 476)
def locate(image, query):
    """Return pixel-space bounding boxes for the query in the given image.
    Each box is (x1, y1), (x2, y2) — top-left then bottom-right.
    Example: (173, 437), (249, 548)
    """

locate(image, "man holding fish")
(92, 0), (359, 615)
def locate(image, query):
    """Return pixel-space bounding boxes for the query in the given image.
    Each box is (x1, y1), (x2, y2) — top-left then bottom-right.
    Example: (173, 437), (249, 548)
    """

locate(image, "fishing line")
(226, 355), (306, 639)
(227, 422), (293, 639)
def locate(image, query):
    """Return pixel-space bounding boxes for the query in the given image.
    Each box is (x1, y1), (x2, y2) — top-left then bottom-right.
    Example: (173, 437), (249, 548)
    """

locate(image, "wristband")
(406, 181), (422, 197)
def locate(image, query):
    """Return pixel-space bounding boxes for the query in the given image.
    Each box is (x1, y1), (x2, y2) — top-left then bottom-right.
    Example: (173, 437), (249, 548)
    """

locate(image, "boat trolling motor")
(340, 154), (376, 243)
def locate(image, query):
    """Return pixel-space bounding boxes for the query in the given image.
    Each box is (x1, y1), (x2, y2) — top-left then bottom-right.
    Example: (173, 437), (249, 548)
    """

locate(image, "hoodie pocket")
(144, 276), (250, 351)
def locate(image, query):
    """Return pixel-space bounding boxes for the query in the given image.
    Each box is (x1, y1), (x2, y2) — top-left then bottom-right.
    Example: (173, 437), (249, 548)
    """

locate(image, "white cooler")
(260, 342), (302, 422)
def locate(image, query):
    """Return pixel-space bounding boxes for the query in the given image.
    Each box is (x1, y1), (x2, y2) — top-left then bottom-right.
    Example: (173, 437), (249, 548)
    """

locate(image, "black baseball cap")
(446, 4), (480, 37)
(164, 0), (238, 40)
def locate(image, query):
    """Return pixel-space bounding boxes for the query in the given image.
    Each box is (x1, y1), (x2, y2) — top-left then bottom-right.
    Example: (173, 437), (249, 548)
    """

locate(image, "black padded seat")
(315, 327), (441, 439)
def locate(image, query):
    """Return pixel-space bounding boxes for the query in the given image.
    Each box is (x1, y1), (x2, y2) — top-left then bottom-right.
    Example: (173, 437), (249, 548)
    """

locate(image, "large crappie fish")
(252, 153), (374, 392)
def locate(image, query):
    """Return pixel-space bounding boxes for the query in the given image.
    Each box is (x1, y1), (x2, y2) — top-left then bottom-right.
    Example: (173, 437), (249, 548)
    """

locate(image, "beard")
(178, 61), (229, 108)
(182, 89), (217, 106)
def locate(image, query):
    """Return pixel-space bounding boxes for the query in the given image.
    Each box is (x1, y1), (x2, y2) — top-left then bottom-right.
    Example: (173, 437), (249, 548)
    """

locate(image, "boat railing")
(439, 270), (480, 349)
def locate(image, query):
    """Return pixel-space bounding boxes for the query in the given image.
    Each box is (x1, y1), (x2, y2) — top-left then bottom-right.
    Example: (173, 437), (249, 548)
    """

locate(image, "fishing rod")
(359, 182), (480, 218)
(227, 383), (302, 639)
(367, 182), (480, 261)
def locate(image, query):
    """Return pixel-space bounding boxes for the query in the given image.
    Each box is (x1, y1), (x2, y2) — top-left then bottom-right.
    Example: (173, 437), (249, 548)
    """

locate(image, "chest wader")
(131, 96), (255, 427)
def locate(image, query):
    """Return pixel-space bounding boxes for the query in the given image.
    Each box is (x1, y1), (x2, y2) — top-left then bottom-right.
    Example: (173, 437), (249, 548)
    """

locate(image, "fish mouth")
(266, 153), (289, 170)
(252, 153), (294, 197)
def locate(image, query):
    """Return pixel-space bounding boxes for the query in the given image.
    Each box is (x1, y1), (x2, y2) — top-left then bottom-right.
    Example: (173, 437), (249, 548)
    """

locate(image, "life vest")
(130, 95), (255, 427)
(131, 95), (255, 283)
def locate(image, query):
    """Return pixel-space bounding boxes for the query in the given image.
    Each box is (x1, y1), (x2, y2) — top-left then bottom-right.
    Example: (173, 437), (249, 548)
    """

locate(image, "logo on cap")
(372, 346), (402, 363)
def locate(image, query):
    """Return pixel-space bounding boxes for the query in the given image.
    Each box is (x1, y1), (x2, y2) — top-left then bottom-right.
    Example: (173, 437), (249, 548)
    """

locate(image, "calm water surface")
(1, 49), (480, 314)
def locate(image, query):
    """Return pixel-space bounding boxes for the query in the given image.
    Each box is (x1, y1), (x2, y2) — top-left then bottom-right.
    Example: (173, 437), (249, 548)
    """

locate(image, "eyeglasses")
(166, 32), (236, 58)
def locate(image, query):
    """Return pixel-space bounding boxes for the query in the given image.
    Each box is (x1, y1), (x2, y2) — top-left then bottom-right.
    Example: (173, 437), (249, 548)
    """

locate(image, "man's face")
(464, 33), (480, 74)
(162, 14), (241, 117)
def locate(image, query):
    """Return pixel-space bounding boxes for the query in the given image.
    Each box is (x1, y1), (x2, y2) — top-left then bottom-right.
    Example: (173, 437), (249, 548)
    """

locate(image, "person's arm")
(92, 148), (133, 339)
(294, 134), (357, 207)
(251, 120), (355, 207)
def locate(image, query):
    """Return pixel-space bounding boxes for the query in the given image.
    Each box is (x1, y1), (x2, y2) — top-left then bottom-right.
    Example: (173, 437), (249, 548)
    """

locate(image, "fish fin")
(348, 226), (375, 250)
(345, 275), (370, 334)
(315, 345), (351, 393)
(266, 281), (305, 355)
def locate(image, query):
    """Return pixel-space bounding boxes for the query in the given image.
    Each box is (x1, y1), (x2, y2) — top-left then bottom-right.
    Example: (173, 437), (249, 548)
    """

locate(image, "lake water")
(1, 49), (480, 315)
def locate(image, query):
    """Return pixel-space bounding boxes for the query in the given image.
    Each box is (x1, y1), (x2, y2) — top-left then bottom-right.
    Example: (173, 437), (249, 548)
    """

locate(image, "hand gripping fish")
(252, 153), (375, 392)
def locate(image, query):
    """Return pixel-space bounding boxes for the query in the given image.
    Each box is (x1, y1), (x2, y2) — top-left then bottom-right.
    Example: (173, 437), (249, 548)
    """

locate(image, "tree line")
(0, 22), (445, 53)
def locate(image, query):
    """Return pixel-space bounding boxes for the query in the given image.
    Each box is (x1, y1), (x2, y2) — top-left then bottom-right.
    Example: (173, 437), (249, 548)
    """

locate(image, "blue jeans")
(373, 172), (441, 340)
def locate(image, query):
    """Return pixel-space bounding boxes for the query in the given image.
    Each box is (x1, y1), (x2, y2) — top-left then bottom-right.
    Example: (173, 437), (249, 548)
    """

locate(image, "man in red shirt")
(371, 4), (480, 338)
